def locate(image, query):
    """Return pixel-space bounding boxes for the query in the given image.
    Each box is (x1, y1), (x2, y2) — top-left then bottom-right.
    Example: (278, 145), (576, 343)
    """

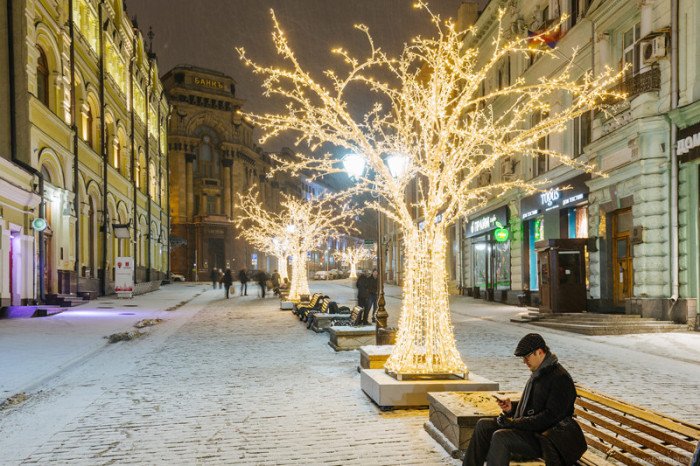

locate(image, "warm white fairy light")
(235, 189), (358, 301)
(237, 3), (625, 376)
(334, 246), (376, 279)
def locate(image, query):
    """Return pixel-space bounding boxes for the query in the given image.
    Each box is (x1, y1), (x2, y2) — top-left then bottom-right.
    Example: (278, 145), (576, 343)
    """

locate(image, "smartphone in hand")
(492, 393), (510, 403)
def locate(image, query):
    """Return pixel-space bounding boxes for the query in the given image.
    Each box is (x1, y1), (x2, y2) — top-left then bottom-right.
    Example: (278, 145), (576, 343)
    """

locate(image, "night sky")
(126, 0), (475, 153)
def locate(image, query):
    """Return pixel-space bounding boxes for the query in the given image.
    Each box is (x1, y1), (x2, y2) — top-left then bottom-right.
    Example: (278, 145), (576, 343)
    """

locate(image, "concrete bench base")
(309, 313), (351, 332)
(328, 325), (376, 351)
(425, 391), (520, 459)
(359, 345), (393, 369)
(279, 301), (294, 310)
(360, 369), (499, 410)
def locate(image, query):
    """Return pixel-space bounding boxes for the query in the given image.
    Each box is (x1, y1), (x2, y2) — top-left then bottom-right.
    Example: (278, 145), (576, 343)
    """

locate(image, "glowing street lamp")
(386, 153), (410, 179)
(342, 153), (367, 180)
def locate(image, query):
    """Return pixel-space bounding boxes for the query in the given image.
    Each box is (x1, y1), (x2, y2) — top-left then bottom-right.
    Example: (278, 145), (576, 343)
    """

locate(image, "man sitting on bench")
(463, 333), (586, 466)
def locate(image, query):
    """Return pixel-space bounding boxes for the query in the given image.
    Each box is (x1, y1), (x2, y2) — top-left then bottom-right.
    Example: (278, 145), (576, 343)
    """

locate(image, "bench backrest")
(574, 385), (700, 465)
(349, 306), (363, 325)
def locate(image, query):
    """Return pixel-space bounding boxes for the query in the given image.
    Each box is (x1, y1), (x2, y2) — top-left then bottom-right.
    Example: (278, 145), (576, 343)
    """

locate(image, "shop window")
(36, 47), (50, 107)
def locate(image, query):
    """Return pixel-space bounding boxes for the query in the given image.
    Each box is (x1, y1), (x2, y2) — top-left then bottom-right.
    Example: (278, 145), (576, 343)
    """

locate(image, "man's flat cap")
(514, 333), (547, 357)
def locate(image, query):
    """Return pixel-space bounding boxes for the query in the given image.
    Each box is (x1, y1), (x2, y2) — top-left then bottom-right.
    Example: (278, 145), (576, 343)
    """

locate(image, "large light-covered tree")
(334, 246), (376, 279)
(236, 189), (358, 301)
(237, 4), (624, 376)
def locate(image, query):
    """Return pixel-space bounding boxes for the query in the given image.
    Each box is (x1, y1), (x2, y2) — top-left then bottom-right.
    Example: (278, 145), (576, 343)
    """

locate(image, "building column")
(185, 153), (195, 219)
(222, 159), (232, 219)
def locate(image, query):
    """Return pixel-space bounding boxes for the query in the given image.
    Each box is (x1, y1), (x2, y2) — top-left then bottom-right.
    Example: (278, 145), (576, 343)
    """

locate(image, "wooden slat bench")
(426, 386), (700, 465)
(574, 385), (700, 465)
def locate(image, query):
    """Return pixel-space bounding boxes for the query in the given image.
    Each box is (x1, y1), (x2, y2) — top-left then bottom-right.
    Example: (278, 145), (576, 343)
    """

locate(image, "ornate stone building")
(0, 0), (169, 306)
(164, 65), (300, 280)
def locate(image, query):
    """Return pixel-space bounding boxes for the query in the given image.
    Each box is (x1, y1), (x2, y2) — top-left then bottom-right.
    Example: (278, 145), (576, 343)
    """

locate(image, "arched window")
(85, 107), (93, 146)
(36, 47), (49, 106)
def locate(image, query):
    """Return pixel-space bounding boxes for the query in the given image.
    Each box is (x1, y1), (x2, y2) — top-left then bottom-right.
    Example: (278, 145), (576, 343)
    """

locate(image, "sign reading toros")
(193, 76), (225, 90)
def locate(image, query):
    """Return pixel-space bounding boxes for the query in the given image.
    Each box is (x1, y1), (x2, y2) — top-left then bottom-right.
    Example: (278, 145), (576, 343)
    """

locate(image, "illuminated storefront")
(464, 206), (510, 300)
(520, 174), (590, 293)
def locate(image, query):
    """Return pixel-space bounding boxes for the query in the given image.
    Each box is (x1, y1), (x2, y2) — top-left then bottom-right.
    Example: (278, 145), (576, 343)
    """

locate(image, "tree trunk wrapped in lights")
(288, 250), (309, 300)
(235, 189), (358, 301)
(238, 3), (625, 376)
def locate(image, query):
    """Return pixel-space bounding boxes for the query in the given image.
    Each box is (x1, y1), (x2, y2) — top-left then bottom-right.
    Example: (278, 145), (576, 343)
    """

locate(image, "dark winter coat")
(365, 275), (378, 295)
(356, 274), (369, 299)
(238, 270), (248, 283)
(505, 357), (585, 464)
(256, 271), (268, 285)
(222, 271), (233, 287)
(271, 272), (281, 287)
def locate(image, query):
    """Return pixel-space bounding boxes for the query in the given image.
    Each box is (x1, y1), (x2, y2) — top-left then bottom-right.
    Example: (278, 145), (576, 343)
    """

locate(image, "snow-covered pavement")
(0, 280), (698, 465)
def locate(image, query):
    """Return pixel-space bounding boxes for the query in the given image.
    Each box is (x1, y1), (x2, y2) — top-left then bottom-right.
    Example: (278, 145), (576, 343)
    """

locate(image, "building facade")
(164, 65), (303, 280)
(0, 0), (169, 307)
(454, 0), (698, 327)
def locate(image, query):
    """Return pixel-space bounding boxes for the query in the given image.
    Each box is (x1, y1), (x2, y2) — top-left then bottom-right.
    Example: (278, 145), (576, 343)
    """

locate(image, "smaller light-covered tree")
(235, 189), (359, 301)
(334, 245), (376, 279)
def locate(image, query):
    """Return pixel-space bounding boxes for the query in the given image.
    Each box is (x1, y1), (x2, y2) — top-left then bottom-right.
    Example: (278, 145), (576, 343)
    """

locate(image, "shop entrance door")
(612, 209), (633, 307)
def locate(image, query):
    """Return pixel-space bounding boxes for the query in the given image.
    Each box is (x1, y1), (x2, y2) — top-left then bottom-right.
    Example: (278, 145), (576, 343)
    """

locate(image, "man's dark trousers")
(463, 418), (541, 466)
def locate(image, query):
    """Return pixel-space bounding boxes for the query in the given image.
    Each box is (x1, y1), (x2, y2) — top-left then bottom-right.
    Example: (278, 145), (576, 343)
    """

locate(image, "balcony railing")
(612, 67), (661, 99)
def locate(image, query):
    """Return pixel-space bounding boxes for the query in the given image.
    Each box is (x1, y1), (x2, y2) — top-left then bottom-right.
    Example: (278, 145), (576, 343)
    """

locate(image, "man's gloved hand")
(496, 414), (515, 428)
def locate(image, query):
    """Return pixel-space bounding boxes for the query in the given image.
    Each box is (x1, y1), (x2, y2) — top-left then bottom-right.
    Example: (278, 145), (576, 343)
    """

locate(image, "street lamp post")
(343, 153), (409, 344)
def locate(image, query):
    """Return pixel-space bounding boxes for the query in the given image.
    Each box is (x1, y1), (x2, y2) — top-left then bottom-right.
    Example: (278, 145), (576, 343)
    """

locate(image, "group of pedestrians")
(213, 267), (283, 299)
(355, 269), (378, 325)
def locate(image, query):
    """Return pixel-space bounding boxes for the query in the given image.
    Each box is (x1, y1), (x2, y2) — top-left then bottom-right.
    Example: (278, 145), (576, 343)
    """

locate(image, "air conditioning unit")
(502, 158), (515, 175)
(641, 35), (666, 64)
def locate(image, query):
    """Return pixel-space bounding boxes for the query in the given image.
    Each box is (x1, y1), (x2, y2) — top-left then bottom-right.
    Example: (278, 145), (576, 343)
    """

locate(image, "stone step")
(531, 320), (687, 335)
(538, 313), (643, 320)
(537, 317), (662, 324)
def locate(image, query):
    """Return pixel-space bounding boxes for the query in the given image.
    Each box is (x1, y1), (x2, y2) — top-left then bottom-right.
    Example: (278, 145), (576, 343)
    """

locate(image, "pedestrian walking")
(356, 271), (370, 324)
(366, 269), (379, 323)
(210, 268), (218, 289)
(463, 333), (586, 466)
(256, 270), (268, 298)
(238, 268), (248, 296)
(222, 269), (233, 299)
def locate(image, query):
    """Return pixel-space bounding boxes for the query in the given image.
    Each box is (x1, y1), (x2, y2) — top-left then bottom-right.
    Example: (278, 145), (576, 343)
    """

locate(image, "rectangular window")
(207, 196), (217, 214)
(622, 23), (641, 78)
(532, 111), (549, 177)
(569, 0), (579, 29)
(573, 111), (591, 157)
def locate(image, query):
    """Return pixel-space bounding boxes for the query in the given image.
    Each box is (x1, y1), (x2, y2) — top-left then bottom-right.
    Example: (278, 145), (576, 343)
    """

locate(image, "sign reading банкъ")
(193, 76), (225, 90)
(678, 121), (700, 163)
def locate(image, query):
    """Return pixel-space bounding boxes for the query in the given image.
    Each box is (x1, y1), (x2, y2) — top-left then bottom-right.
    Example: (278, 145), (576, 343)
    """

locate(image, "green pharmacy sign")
(494, 221), (509, 243)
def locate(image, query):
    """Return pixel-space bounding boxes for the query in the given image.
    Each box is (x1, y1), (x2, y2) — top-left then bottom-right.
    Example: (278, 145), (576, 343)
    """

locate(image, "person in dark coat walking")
(365, 269), (379, 323)
(356, 271), (370, 324)
(222, 269), (233, 299)
(256, 270), (268, 298)
(463, 333), (586, 466)
(238, 268), (248, 296)
(210, 268), (218, 289)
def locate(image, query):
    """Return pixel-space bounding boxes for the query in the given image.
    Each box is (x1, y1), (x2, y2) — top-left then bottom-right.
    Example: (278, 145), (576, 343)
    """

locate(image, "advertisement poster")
(115, 257), (134, 298)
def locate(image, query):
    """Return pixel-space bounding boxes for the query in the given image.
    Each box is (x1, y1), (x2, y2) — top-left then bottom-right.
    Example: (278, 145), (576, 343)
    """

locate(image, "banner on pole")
(115, 256), (134, 298)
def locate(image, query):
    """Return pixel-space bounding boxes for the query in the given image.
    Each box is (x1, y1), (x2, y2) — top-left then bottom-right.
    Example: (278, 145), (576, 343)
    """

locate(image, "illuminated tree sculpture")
(238, 4), (624, 376)
(334, 246), (376, 279)
(236, 189), (358, 301)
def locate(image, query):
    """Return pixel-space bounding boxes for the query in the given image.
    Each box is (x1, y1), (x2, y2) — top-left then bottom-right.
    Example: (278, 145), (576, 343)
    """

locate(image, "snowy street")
(0, 281), (699, 465)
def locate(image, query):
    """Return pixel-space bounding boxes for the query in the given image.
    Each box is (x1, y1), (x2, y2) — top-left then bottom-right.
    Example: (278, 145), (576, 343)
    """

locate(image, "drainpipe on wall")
(7, 0), (44, 303)
(69, 0), (80, 297)
(669, 0), (679, 303)
(145, 60), (152, 282)
(99, 2), (108, 296)
(129, 37), (137, 284)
